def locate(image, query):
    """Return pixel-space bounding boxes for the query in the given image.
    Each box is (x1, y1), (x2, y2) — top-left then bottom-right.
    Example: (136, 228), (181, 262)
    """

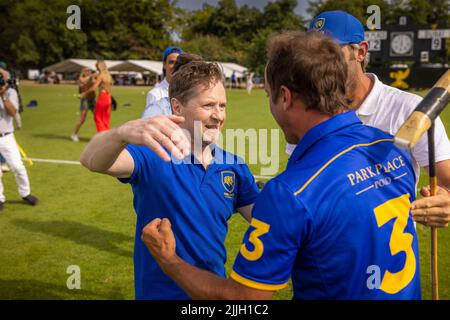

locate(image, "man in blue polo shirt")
(141, 31), (421, 299)
(300, 11), (450, 228)
(80, 61), (259, 299)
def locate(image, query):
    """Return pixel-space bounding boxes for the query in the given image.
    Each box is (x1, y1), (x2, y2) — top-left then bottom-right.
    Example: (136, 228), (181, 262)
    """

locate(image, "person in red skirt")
(82, 60), (113, 132)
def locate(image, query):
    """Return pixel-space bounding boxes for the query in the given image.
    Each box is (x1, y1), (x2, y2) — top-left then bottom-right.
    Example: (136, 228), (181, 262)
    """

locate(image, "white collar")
(160, 78), (169, 89)
(356, 73), (382, 116)
(155, 78), (169, 90)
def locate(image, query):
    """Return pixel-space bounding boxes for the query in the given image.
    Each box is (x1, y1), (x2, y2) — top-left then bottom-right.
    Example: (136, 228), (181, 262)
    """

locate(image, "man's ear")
(171, 98), (182, 115)
(280, 85), (294, 112)
(356, 41), (369, 64)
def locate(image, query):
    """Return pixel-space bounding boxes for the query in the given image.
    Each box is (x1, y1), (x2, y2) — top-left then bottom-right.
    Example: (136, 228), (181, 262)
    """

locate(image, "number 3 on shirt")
(374, 193), (416, 294)
(240, 218), (270, 261)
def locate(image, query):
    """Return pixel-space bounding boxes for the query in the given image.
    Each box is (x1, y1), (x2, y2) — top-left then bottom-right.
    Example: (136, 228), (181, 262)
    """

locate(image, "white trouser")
(0, 133), (31, 202)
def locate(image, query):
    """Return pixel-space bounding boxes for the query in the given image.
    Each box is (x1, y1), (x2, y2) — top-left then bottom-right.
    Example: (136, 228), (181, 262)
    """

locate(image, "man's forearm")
(161, 256), (241, 300)
(142, 218), (273, 300)
(80, 128), (127, 173)
(1, 95), (17, 116)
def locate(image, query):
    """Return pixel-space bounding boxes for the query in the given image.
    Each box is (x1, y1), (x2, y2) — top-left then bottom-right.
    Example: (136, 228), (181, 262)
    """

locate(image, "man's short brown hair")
(172, 53), (204, 75)
(266, 31), (349, 116)
(169, 61), (225, 105)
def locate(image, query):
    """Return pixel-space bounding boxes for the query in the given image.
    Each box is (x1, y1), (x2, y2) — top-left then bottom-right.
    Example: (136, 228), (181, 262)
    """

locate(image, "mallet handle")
(395, 69), (450, 149)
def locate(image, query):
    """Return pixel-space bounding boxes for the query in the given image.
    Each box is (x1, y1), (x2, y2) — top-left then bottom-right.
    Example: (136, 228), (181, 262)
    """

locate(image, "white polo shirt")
(0, 88), (19, 133)
(357, 73), (450, 182)
(286, 73), (450, 183)
(141, 97), (172, 119)
(142, 78), (169, 118)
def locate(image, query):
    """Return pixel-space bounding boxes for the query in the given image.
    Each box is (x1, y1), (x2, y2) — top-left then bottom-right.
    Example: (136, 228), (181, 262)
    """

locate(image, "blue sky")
(176, 0), (311, 18)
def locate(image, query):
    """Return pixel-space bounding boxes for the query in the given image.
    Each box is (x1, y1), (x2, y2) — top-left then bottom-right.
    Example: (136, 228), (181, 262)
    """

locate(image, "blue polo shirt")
(231, 112), (421, 300)
(120, 144), (259, 300)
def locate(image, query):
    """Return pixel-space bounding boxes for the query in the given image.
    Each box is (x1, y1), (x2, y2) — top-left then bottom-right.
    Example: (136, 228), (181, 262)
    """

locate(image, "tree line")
(0, 0), (448, 76)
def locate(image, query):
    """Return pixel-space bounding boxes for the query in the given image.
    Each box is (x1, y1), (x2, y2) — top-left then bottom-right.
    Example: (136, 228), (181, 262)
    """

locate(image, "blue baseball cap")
(162, 46), (183, 62)
(308, 11), (365, 45)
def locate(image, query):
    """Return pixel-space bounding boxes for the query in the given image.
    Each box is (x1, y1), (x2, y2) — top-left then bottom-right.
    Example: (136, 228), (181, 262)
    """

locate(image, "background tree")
(0, 0), (175, 71)
(1, 0), (448, 75)
(308, 0), (389, 24)
(309, 0), (449, 26)
(180, 0), (305, 76)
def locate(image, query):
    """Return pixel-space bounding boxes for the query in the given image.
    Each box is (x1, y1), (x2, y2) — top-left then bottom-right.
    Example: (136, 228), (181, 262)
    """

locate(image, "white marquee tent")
(108, 60), (163, 75)
(109, 60), (248, 78)
(43, 59), (122, 73)
(219, 62), (248, 78)
(43, 59), (249, 80)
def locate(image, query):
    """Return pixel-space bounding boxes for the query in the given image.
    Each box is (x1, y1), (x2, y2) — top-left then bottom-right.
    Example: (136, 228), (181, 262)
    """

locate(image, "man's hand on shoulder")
(117, 115), (191, 162)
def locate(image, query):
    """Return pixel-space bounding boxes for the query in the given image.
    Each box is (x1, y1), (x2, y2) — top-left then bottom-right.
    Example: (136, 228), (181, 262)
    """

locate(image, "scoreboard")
(365, 21), (449, 65)
(365, 18), (449, 89)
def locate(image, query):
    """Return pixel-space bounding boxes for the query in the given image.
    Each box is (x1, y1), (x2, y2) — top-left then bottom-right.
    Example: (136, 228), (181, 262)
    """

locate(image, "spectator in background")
(0, 63), (10, 172)
(141, 52), (204, 119)
(231, 71), (237, 89)
(141, 46), (183, 119)
(82, 60), (113, 132)
(1, 62), (23, 172)
(0, 62), (22, 130)
(71, 67), (96, 142)
(0, 68), (38, 210)
(246, 71), (254, 95)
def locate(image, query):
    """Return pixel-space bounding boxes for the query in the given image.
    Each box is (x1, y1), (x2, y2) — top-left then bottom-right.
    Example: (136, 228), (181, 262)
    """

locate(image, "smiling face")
(173, 80), (226, 147)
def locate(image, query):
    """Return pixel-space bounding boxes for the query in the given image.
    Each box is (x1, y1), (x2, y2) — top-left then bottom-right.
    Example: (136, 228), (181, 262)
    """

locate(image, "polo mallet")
(13, 137), (33, 166)
(394, 69), (450, 300)
(17, 142), (33, 166)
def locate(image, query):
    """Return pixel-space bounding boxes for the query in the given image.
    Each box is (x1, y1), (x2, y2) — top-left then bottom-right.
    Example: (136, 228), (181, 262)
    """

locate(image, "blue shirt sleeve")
(118, 144), (160, 185)
(236, 164), (259, 209)
(231, 178), (313, 290)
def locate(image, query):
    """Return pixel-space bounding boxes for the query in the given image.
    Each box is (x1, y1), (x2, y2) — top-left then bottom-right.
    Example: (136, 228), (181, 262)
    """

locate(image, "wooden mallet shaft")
(394, 69), (450, 300)
(428, 123), (438, 300)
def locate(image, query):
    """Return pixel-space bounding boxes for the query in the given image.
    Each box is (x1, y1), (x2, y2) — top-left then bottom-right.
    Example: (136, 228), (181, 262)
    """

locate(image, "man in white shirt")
(0, 69), (38, 210)
(287, 10), (450, 227)
(141, 46), (183, 119)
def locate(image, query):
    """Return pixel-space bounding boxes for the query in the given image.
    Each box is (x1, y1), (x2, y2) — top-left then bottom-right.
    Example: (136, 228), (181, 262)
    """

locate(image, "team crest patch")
(221, 171), (236, 198)
(313, 18), (325, 30)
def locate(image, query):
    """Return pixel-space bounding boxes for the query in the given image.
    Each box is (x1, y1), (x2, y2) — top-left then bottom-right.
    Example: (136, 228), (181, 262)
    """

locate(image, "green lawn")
(0, 83), (448, 300)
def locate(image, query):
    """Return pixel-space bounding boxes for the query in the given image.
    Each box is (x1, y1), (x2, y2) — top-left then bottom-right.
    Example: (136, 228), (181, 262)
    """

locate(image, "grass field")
(0, 82), (449, 300)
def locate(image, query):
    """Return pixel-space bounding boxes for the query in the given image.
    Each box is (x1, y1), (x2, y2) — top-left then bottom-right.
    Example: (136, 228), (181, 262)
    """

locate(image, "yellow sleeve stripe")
(294, 138), (393, 196)
(230, 270), (288, 291)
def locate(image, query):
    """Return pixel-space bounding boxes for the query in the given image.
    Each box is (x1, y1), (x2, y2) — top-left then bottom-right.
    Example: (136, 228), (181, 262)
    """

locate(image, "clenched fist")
(141, 218), (178, 267)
